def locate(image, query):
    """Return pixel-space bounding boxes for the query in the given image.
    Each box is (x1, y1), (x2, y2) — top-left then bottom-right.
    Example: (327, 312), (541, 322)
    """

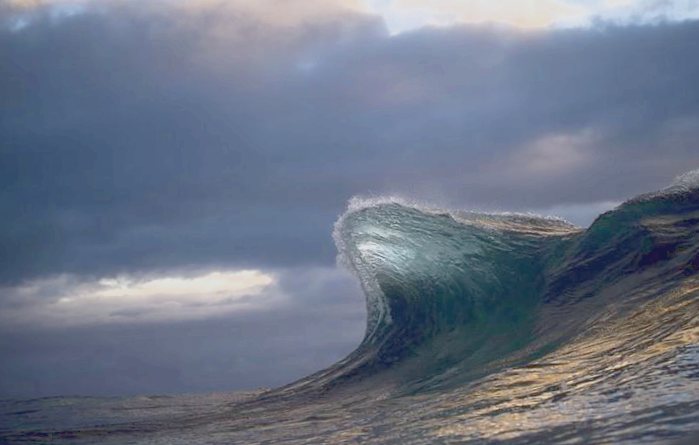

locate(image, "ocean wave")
(3, 170), (699, 444)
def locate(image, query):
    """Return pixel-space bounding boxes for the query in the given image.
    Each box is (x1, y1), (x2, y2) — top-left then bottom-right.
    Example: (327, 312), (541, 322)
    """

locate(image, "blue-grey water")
(2, 172), (699, 444)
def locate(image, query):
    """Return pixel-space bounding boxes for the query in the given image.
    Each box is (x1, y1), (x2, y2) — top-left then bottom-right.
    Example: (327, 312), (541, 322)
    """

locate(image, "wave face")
(3, 172), (699, 444)
(330, 201), (580, 390)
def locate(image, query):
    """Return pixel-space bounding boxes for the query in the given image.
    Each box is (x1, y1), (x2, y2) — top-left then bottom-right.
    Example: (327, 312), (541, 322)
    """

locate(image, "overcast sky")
(1, 0), (699, 397)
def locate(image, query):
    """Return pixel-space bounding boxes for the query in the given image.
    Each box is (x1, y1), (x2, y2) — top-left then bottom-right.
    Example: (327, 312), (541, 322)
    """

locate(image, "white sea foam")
(668, 168), (699, 193)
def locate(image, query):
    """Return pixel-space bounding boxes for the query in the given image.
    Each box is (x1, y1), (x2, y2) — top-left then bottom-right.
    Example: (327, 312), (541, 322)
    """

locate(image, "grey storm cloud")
(2, 1), (699, 284)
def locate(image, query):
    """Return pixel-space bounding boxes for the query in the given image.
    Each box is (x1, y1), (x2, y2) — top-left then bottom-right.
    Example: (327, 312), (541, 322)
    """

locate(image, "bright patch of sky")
(360, 0), (699, 34)
(7, 1), (699, 35)
(0, 270), (278, 327)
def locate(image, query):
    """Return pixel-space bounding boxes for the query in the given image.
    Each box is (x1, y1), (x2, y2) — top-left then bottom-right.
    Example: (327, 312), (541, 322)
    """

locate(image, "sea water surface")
(2, 172), (699, 444)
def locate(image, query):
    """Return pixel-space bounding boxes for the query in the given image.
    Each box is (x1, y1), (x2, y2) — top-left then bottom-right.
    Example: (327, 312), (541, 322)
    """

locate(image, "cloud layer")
(0, 269), (277, 326)
(2, 2), (699, 285)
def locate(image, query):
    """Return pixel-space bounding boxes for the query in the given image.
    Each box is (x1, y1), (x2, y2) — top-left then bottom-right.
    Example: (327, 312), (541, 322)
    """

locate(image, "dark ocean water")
(2, 171), (699, 444)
